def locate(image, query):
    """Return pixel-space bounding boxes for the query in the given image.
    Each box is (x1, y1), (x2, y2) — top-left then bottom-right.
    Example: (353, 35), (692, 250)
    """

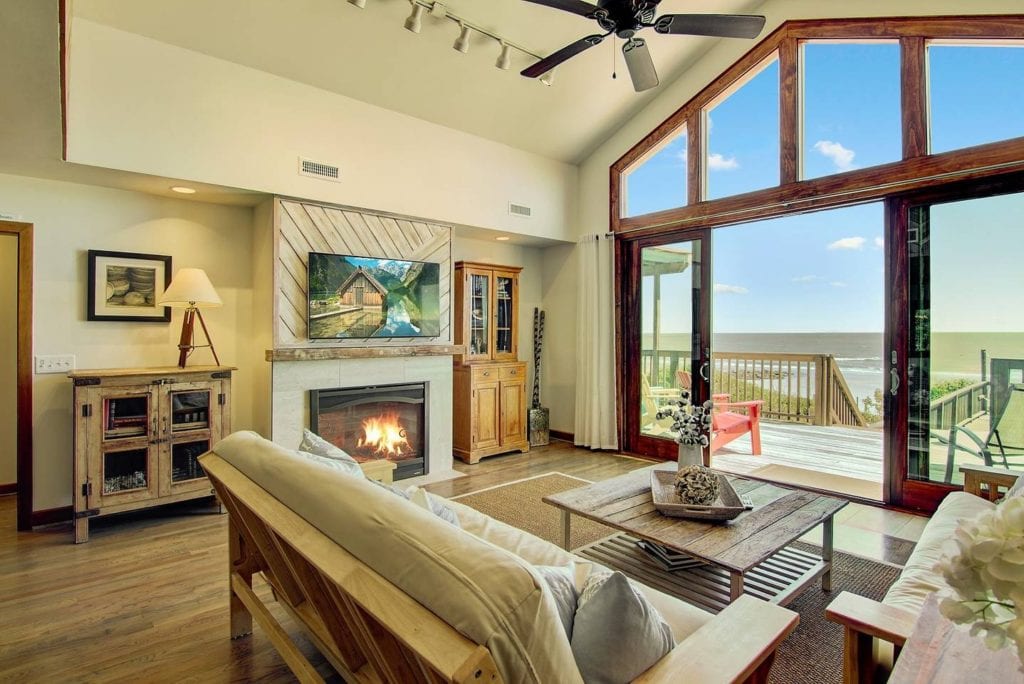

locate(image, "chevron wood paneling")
(274, 198), (452, 347)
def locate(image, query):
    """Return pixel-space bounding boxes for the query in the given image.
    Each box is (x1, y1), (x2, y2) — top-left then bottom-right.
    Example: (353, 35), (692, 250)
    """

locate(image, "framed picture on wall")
(87, 249), (172, 322)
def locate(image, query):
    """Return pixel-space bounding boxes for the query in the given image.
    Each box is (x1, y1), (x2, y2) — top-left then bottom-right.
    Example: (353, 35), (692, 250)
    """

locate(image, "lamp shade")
(158, 268), (222, 308)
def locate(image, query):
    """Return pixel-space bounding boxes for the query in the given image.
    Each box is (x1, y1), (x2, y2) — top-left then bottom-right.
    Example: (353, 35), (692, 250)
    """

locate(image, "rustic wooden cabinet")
(453, 261), (529, 464)
(69, 366), (234, 543)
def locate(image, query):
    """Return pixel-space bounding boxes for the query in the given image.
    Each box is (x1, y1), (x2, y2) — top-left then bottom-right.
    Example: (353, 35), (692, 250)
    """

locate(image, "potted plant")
(656, 389), (713, 469)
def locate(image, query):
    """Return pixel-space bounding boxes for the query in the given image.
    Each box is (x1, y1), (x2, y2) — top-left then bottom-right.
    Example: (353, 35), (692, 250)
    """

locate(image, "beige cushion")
(213, 432), (581, 684)
(446, 496), (712, 642)
(883, 491), (996, 612)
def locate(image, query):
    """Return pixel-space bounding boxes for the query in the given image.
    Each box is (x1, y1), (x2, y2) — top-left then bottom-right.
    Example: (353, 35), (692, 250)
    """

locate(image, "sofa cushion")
(408, 486), (461, 527)
(445, 496), (712, 642)
(535, 565), (579, 639)
(883, 491), (996, 612)
(571, 571), (675, 684)
(212, 432), (581, 684)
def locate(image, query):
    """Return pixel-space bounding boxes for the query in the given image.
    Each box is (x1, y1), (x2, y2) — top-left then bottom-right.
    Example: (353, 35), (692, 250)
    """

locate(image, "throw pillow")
(534, 565), (578, 640)
(298, 429), (364, 479)
(296, 449), (364, 478)
(571, 571), (674, 684)
(407, 486), (462, 528)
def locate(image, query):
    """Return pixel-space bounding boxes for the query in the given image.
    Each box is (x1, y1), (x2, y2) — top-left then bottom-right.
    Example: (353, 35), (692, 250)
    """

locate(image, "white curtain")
(574, 233), (618, 450)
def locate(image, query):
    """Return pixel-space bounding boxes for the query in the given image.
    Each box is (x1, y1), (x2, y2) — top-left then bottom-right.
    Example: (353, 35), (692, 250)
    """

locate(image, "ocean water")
(643, 332), (1024, 403)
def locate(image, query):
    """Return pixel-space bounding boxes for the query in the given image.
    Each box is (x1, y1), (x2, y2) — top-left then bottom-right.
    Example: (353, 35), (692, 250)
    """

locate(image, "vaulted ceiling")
(72, 0), (766, 164)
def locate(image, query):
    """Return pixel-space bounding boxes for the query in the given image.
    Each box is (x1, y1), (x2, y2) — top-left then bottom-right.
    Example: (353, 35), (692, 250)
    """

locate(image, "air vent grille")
(298, 157), (340, 182)
(508, 202), (532, 218)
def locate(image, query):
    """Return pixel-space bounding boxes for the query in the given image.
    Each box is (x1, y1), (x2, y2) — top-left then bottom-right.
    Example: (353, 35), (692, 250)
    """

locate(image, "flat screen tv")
(307, 253), (442, 339)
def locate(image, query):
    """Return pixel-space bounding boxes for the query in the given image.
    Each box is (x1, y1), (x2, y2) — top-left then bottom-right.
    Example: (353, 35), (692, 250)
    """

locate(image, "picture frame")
(87, 250), (172, 322)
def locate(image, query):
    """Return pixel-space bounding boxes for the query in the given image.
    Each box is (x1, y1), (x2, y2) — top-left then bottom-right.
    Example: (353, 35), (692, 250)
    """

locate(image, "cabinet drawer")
(499, 365), (524, 381)
(471, 366), (500, 382)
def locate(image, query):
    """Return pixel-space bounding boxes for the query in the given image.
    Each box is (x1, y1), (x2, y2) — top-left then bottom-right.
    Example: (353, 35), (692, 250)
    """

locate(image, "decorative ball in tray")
(650, 466), (746, 521)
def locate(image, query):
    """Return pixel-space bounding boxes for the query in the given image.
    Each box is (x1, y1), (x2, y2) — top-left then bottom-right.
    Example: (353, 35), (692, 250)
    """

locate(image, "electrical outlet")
(35, 354), (76, 374)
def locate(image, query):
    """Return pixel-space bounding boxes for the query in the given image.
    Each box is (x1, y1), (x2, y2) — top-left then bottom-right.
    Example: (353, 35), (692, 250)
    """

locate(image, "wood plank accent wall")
(274, 199), (452, 348)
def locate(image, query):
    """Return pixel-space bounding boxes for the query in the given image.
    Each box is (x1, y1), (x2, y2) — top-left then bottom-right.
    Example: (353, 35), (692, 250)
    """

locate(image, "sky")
(631, 42), (1024, 334)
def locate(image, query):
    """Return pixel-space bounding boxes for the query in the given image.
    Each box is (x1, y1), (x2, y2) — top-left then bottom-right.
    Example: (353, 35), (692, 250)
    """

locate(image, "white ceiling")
(72, 0), (766, 164)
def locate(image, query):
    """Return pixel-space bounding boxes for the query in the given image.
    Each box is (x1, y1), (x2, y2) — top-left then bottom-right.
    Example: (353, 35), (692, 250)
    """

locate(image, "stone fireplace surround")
(270, 353), (458, 486)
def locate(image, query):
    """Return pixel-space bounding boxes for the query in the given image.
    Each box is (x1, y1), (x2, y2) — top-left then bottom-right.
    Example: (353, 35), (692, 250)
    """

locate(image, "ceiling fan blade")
(521, 34), (606, 78)
(520, 0), (601, 19)
(653, 14), (766, 39)
(622, 38), (659, 92)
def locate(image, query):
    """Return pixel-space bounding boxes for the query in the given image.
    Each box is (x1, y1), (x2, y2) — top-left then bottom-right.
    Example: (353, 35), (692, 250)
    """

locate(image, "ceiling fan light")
(496, 43), (512, 70)
(404, 3), (425, 33)
(347, 0), (366, 7)
(453, 23), (472, 53)
(540, 70), (555, 86)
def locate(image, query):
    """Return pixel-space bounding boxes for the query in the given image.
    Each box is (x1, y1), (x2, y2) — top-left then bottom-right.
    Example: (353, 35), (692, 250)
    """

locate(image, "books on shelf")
(636, 539), (707, 571)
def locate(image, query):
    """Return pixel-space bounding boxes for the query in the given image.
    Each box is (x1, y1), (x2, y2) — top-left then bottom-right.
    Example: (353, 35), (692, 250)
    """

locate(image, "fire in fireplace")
(309, 383), (427, 480)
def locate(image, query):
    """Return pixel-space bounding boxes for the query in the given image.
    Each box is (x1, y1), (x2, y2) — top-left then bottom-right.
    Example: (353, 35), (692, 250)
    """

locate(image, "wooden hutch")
(452, 262), (529, 464)
(69, 365), (234, 543)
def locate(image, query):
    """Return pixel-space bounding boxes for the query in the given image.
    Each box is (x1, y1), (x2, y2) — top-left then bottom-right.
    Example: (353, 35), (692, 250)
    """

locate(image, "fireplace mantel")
(266, 345), (465, 362)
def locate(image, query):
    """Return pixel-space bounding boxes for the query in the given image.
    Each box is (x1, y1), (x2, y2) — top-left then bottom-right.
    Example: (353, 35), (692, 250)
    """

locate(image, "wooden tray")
(650, 470), (746, 521)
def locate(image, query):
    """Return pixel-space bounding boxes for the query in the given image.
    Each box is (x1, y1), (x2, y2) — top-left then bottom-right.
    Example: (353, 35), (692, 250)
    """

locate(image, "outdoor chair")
(939, 383), (1024, 484)
(640, 374), (677, 435)
(677, 371), (764, 455)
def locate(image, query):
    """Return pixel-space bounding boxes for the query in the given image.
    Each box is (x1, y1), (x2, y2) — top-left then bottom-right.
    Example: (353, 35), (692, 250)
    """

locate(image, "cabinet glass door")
(494, 273), (516, 360)
(163, 384), (217, 494)
(468, 272), (490, 360)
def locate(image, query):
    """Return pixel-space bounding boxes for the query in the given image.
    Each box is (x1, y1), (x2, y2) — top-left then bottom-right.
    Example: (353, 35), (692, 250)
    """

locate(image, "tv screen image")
(307, 253), (442, 339)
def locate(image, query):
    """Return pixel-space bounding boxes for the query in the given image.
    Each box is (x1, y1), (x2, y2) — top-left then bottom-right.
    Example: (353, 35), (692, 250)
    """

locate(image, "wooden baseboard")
(31, 505), (73, 527)
(550, 430), (575, 443)
(0, 482), (16, 496)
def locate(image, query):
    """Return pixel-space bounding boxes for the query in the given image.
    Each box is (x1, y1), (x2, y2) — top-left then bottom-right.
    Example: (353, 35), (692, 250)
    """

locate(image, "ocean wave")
(835, 357), (882, 362)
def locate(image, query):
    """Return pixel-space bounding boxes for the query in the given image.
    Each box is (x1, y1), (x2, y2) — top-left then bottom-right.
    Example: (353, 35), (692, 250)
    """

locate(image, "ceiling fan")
(520, 1), (766, 92)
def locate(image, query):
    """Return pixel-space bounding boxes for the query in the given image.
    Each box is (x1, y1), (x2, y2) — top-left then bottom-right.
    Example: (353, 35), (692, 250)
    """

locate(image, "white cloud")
(791, 275), (819, 283)
(827, 236), (866, 251)
(830, 281), (847, 288)
(708, 153), (739, 171)
(874, 236), (884, 249)
(714, 283), (748, 294)
(813, 140), (856, 171)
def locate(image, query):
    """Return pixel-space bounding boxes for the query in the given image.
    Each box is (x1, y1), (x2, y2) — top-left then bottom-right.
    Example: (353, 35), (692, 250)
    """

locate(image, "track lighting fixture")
(347, 0), (366, 8)
(404, 2), (424, 33)
(496, 42), (512, 70)
(453, 23), (471, 54)
(540, 70), (555, 87)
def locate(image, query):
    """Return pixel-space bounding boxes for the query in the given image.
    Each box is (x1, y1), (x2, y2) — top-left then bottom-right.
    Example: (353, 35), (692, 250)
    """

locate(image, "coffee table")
(543, 465), (847, 613)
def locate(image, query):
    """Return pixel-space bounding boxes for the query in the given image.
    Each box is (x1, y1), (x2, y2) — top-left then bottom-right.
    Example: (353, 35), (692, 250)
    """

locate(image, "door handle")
(699, 361), (710, 383)
(890, 350), (899, 396)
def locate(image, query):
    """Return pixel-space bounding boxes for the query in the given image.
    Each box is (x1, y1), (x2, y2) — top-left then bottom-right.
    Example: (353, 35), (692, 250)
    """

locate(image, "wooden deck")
(711, 414), (1005, 498)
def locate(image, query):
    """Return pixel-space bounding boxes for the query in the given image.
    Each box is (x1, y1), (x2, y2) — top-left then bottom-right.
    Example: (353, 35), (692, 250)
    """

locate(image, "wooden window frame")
(610, 16), (1024, 237)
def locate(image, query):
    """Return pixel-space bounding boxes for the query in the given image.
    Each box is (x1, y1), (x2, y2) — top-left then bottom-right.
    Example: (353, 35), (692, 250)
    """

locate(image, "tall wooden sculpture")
(528, 308), (550, 446)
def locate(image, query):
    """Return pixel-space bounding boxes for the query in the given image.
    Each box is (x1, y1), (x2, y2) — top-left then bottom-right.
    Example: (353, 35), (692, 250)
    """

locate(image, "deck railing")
(929, 380), (988, 430)
(641, 349), (868, 427)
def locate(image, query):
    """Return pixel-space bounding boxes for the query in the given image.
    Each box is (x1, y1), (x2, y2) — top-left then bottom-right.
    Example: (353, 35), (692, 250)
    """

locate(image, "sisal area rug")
(451, 472), (902, 684)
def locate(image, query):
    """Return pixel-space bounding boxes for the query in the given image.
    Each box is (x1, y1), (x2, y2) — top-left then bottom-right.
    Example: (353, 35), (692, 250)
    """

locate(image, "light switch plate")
(35, 354), (76, 374)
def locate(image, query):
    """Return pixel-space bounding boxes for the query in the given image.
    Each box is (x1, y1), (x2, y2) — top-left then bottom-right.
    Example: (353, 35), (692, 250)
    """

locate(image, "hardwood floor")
(0, 440), (923, 681)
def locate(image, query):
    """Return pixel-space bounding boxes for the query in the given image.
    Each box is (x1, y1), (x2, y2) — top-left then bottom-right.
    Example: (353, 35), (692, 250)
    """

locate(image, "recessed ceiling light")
(170, 186), (197, 194)
(495, 236), (511, 241)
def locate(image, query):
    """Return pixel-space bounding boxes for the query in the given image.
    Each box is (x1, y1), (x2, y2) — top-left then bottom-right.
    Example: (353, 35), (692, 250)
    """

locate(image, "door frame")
(886, 171), (1024, 511)
(617, 228), (712, 460)
(0, 221), (33, 530)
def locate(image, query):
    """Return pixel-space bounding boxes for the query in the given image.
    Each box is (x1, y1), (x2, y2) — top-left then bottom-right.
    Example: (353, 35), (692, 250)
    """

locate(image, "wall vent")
(508, 202), (532, 219)
(298, 157), (341, 182)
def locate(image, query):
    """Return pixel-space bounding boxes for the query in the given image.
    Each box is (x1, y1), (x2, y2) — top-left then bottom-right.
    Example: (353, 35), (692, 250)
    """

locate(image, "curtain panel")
(574, 233), (618, 449)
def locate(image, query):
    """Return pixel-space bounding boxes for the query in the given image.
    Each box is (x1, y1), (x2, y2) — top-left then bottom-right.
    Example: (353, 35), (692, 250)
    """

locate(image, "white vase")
(677, 444), (703, 470)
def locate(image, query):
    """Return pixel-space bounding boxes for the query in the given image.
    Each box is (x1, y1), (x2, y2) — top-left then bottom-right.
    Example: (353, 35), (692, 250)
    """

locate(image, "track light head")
(404, 3), (425, 33)
(540, 70), (555, 86)
(496, 42), (512, 70)
(453, 23), (472, 53)
(347, 0), (366, 7)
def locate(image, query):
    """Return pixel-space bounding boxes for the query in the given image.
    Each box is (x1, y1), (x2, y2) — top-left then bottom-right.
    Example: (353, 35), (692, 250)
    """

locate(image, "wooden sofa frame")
(202, 453), (799, 684)
(825, 464), (1019, 684)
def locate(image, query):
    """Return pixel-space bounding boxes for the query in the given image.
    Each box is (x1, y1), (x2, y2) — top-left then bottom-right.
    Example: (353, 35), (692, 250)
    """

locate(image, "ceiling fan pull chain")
(612, 37), (617, 79)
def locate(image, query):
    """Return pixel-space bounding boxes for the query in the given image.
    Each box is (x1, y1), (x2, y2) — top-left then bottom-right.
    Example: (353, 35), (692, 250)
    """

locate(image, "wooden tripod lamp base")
(177, 306), (221, 368)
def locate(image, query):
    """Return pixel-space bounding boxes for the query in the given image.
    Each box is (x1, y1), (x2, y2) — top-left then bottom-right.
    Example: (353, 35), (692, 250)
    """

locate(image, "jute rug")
(451, 472), (902, 684)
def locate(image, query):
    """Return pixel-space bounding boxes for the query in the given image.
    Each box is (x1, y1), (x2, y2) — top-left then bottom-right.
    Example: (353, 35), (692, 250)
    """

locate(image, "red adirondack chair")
(676, 371), (763, 455)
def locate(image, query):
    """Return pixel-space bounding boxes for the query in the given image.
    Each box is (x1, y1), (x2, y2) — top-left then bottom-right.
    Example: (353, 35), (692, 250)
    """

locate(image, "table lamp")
(158, 268), (222, 367)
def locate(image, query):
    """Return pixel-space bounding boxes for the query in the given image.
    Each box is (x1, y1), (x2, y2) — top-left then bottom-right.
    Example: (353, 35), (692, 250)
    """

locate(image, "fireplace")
(309, 383), (427, 480)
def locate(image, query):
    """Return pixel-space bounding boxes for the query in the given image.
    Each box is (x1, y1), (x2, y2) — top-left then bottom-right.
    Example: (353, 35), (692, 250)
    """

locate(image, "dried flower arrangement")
(656, 389), (714, 447)
(674, 464), (721, 506)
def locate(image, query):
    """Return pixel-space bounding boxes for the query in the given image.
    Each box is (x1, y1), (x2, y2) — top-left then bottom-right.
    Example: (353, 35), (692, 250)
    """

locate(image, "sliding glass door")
(622, 231), (711, 460)
(893, 182), (1024, 509)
